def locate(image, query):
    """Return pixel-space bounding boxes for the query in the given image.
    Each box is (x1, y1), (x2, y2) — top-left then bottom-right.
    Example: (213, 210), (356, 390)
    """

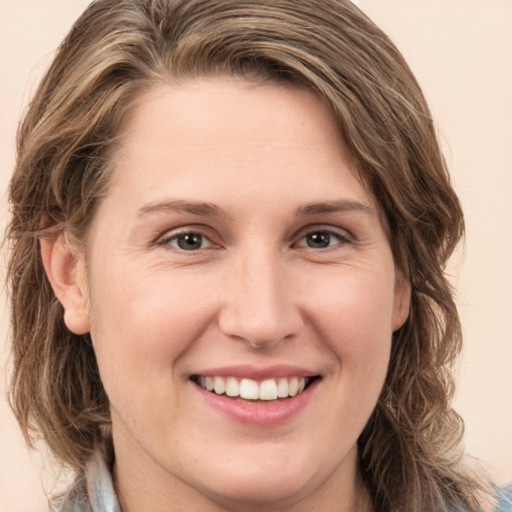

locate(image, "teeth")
(196, 376), (309, 400)
(225, 377), (239, 397)
(213, 376), (226, 395)
(240, 378), (259, 399)
(277, 378), (289, 398)
(288, 377), (299, 397)
(205, 376), (214, 391)
(259, 379), (278, 400)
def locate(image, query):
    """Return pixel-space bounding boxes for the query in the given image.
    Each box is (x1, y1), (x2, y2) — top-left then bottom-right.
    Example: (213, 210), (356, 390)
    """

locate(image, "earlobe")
(40, 233), (90, 335)
(392, 271), (411, 332)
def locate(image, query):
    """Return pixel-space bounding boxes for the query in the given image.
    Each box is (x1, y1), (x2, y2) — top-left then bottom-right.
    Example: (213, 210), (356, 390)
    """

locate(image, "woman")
(6, 0), (510, 511)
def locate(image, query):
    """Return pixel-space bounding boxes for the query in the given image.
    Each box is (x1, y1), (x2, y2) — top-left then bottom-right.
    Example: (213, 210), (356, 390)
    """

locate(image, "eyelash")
(294, 229), (352, 250)
(158, 229), (216, 251)
(157, 226), (353, 253)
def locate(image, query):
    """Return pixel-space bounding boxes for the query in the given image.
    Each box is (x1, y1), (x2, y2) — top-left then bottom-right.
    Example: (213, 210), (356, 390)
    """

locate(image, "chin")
(181, 446), (343, 510)
(201, 472), (318, 510)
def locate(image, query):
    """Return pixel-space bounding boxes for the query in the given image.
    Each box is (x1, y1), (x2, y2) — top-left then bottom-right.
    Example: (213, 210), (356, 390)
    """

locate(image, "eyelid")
(156, 225), (219, 249)
(292, 225), (353, 248)
(154, 223), (353, 250)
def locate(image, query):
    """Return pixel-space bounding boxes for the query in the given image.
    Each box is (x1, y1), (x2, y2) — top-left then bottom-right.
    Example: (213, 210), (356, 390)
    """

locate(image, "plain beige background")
(1, 1), (511, 510)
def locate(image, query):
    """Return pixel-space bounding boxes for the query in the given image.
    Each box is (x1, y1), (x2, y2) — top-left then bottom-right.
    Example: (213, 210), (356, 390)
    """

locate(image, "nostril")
(217, 268), (304, 348)
(218, 307), (303, 349)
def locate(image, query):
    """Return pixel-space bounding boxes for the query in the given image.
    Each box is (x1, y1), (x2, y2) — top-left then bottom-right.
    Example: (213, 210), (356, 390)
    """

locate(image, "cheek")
(87, 268), (215, 403)
(310, 269), (396, 344)
(306, 267), (395, 392)
(92, 263), (208, 341)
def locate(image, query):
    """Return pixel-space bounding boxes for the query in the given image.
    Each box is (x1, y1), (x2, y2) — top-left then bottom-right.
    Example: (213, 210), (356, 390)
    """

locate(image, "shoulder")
(50, 448), (120, 512)
(492, 485), (512, 512)
(50, 476), (90, 512)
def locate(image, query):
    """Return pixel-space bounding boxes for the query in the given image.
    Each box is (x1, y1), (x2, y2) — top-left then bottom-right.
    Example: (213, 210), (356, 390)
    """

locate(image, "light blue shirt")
(52, 449), (120, 512)
(52, 449), (512, 512)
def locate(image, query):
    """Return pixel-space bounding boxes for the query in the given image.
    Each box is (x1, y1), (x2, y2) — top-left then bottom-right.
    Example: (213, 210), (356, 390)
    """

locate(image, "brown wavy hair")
(7, 0), (483, 510)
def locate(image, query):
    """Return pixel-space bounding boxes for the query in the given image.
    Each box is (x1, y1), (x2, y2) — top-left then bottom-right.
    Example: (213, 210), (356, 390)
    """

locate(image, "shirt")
(52, 449), (512, 512)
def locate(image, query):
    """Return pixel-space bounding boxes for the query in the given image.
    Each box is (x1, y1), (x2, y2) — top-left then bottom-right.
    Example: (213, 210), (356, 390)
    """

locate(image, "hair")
(6, 0), (482, 510)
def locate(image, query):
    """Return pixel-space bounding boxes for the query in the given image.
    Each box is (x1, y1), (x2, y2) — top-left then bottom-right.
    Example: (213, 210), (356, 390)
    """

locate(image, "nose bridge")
(219, 245), (301, 348)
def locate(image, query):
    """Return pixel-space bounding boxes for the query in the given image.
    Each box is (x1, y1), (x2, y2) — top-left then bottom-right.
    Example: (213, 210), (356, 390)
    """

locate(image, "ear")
(40, 233), (90, 335)
(392, 269), (411, 331)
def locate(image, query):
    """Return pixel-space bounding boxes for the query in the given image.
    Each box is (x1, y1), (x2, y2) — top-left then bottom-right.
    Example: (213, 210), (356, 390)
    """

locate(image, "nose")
(218, 250), (304, 349)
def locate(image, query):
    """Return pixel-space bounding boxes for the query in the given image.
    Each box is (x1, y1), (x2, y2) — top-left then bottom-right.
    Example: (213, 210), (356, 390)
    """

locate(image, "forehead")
(121, 79), (343, 153)
(114, 79), (361, 180)
(95, 78), (379, 227)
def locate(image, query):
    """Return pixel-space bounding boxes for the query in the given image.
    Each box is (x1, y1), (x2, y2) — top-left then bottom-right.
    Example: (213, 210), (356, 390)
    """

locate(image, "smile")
(192, 375), (313, 400)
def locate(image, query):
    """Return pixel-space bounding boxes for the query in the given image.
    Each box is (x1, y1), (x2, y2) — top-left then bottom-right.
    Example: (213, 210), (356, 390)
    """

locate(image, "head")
(8, 0), (473, 510)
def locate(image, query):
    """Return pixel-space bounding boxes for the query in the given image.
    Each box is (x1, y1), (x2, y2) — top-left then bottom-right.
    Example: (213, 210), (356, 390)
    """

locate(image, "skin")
(43, 79), (410, 511)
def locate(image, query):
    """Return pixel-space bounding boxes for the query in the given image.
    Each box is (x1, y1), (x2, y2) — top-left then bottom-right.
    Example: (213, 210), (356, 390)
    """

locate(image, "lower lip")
(192, 379), (319, 427)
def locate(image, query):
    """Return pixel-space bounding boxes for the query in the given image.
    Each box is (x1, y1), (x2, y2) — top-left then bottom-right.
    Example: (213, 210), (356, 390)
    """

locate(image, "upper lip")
(190, 364), (319, 380)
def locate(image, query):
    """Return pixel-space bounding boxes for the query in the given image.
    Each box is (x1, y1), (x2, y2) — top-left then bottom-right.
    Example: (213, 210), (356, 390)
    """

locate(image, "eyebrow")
(138, 199), (229, 219)
(296, 200), (373, 217)
(137, 198), (373, 219)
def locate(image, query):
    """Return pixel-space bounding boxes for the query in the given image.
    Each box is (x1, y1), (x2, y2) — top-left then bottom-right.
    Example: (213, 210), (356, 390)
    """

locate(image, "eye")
(295, 229), (349, 249)
(162, 231), (213, 251)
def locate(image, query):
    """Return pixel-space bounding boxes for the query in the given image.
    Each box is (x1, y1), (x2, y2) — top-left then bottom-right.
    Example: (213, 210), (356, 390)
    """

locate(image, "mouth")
(191, 375), (320, 401)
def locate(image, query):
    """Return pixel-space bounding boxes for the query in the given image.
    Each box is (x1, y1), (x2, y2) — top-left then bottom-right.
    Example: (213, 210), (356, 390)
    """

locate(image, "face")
(64, 80), (409, 510)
